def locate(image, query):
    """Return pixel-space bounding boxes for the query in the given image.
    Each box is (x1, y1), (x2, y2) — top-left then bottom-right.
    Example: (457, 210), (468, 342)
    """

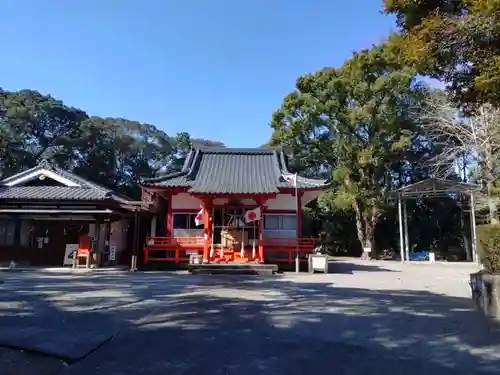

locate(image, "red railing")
(262, 237), (317, 263)
(143, 236), (318, 265)
(144, 237), (204, 264)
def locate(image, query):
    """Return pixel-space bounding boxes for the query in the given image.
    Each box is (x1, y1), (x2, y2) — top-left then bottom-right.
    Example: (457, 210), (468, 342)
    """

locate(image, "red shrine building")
(141, 147), (327, 266)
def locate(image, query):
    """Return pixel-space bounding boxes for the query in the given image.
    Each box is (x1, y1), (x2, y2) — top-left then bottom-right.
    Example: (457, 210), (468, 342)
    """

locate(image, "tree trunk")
(486, 180), (498, 224)
(353, 201), (377, 259)
(353, 201), (366, 257)
(365, 206), (378, 258)
(460, 196), (472, 261)
(483, 147), (498, 224)
(362, 220), (375, 260)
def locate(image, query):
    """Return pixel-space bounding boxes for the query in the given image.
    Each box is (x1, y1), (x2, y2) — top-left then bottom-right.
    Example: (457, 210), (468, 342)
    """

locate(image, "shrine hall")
(140, 147), (327, 267)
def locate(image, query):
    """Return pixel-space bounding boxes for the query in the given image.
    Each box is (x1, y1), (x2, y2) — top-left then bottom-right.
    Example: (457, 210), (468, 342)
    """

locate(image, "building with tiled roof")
(0, 160), (139, 267)
(141, 146), (327, 266)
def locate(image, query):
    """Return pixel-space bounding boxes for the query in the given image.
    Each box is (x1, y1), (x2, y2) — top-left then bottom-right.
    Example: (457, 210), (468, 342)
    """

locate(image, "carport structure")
(396, 178), (481, 263)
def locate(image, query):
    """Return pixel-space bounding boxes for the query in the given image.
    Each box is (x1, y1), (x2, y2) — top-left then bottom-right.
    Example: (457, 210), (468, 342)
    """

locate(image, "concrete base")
(188, 263), (278, 276)
(0, 266), (129, 274)
(308, 254), (329, 273)
(0, 326), (115, 362)
(470, 272), (500, 320)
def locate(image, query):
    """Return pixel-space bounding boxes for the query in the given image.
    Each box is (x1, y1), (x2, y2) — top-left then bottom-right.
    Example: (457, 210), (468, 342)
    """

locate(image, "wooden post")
(470, 191), (478, 263)
(150, 216), (157, 237)
(72, 241), (78, 269)
(85, 248), (91, 268)
(258, 214), (264, 263)
(297, 191), (303, 237)
(104, 221), (111, 266)
(208, 206), (214, 260)
(210, 211), (215, 259)
(130, 210), (139, 271)
(403, 200), (409, 261)
(252, 222), (257, 260)
(166, 191), (173, 237)
(397, 193), (405, 262)
(294, 181), (300, 269)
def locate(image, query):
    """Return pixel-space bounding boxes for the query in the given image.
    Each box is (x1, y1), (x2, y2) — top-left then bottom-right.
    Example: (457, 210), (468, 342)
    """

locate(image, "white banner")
(63, 244), (78, 266)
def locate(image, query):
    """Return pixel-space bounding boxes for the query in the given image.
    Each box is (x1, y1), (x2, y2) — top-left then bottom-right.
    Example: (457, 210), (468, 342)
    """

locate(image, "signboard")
(312, 256), (327, 270)
(309, 254), (329, 274)
(63, 244), (78, 266)
(363, 247), (372, 253)
(141, 189), (152, 210)
(109, 246), (116, 261)
(141, 189), (159, 211)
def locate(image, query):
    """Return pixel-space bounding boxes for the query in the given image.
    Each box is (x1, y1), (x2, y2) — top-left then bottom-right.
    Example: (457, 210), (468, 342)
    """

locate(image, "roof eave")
(398, 178), (482, 194)
(142, 149), (198, 184)
(0, 165), (43, 185)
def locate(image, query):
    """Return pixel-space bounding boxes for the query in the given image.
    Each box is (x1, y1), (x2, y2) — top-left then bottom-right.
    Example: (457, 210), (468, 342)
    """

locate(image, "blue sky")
(0, 0), (396, 147)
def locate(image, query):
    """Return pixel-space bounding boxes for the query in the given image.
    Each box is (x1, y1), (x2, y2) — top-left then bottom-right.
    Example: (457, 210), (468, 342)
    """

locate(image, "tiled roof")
(0, 160), (132, 202)
(0, 186), (110, 200)
(144, 147), (327, 194)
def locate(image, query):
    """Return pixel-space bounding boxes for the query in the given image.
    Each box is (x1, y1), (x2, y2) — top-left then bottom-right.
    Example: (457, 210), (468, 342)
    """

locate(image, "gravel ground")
(1, 260), (499, 375)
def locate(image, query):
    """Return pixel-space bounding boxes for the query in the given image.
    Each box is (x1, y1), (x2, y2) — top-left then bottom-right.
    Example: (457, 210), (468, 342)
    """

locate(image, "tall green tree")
(0, 89), (88, 175)
(0, 88), (217, 199)
(71, 117), (187, 197)
(270, 45), (428, 256)
(383, 0), (500, 107)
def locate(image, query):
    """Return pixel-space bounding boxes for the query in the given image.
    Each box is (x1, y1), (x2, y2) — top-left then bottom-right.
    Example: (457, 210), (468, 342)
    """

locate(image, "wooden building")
(0, 160), (139, 267)
(141, 147), (327, 266)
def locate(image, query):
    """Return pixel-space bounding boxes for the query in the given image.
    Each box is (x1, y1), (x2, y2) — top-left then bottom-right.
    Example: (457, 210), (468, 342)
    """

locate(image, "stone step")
(188, 263), (278, 276)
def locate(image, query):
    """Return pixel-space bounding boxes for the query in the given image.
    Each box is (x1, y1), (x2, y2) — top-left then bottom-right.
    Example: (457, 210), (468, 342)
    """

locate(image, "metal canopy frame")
(396, 178), (482, 263)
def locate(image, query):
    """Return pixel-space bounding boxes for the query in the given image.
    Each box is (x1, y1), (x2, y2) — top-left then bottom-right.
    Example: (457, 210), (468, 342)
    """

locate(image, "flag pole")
(240, 214), (245, 259)
(295, 173), (300, 273)
(252, 221), (256, 260)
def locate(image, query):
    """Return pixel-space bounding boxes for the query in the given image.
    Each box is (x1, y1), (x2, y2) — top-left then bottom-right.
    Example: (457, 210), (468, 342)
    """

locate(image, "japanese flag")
(283, 172), (297, 187)
(194, 208), (204, 226)
(244, 207), (261, 223)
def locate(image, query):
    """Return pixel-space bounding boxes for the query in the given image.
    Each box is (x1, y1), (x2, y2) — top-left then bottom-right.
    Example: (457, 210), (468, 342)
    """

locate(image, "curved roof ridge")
(197, 146), (275, 154)
(142, 146), (327, 192)
(185, 148), (203, 180)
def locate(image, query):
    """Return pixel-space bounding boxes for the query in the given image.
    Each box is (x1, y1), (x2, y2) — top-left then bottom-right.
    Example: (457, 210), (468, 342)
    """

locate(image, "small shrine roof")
(398, 178), (481, 198)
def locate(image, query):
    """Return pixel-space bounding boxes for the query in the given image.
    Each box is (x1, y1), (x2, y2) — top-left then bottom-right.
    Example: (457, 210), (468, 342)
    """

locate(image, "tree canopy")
(383, 0), (500, 107)
(3, 0), (499, 261)
(0, 88), (222, 199)
(270, 45), (432, 256)
(265, 1), (500, 260)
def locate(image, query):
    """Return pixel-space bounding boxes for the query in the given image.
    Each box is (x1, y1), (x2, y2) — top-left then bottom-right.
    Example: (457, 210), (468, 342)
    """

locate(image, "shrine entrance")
(212, 206), (258, 261)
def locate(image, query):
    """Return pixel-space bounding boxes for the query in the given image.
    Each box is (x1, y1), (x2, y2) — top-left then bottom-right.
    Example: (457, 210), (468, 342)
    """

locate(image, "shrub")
(476, 224), (500, 274)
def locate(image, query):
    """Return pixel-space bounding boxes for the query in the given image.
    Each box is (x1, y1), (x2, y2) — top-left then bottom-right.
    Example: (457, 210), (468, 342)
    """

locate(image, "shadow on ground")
(0, 269), (499, 375)
(327, 260), (399, 274)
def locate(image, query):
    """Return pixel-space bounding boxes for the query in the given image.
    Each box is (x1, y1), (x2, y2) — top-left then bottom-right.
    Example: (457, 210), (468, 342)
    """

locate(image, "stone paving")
(1, 260), (500, 374)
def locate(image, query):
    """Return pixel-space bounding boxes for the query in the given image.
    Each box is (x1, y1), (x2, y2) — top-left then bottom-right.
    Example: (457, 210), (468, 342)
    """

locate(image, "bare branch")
(415, 91), (500, 222)
(416, 91), (500, 180)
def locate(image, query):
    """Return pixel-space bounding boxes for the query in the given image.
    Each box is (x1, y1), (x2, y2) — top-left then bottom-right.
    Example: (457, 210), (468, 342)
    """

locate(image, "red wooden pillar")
(208, 205), (213, 260)
(258, 203), (267, 263)
(258, 218), (264, 262)
(202, 200), (211, 263)
(254, 195), (270, 263)
(166, 191), (173, 237)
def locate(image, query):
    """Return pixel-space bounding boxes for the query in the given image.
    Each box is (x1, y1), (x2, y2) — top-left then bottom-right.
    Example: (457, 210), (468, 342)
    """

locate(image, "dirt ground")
(1, 259), (499, 375)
